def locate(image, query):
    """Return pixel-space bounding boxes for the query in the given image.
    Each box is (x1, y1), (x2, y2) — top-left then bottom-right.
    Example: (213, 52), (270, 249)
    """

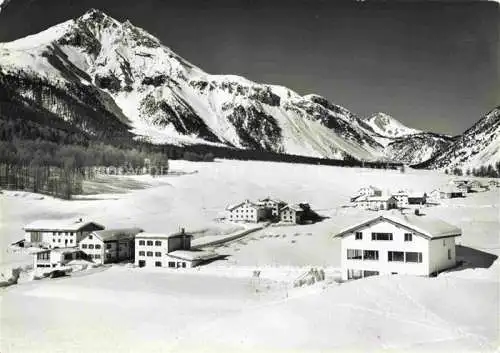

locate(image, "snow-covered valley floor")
(1, 159), (499, 352)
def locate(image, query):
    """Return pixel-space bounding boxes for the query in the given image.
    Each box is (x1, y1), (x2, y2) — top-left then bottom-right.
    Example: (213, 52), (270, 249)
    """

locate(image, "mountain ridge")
(0, 8), (497, 170)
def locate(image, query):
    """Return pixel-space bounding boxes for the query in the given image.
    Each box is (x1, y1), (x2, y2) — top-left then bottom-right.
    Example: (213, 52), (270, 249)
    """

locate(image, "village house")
(407, 192), (427, 205)
(351, 185), (382, 201)
(135, 229), (219, 269)
(439, 185), (465, 199)
(334, 211), (461, 281)
(79, 228), (144, 264)
(257, 197), (287, 219)
(392, 190), (409, 208)
(428, 189), (442, 203)
(23, 219), (105, 249)
(279, 204), (304, 224)
(227, 200), (267, 223)
(354, 195), (397, 211)
(450, 180), (471, 194)
(33, 247), (89, 269)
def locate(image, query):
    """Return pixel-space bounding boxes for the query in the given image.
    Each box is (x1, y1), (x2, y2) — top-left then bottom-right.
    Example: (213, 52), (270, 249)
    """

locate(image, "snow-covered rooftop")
(136, 231), (192, 239)
(167, 250), (220, 262)
(335, 211), (462, 239)
(24, 219), (104, 232)
(92, 228), (144, 242)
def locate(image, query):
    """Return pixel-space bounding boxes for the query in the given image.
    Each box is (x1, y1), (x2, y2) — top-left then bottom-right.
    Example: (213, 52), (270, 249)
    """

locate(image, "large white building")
(334, 212), (461, 281)
(135, 229), (218, 269)
(353, 195), (397, 211)
(23, 219), (105, 248)
(227, 200), (267, 223)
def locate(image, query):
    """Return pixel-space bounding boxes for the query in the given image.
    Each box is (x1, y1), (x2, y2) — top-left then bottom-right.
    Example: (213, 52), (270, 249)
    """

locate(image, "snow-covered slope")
(417, 107), (500, 170)
(0, 9), (385, 161)
(364, 112), (421, 139)
(384, 133), (455, 165)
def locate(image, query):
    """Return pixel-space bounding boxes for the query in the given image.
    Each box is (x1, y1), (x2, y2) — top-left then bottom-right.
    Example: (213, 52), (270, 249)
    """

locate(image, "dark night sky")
(0, 0), (498, 135)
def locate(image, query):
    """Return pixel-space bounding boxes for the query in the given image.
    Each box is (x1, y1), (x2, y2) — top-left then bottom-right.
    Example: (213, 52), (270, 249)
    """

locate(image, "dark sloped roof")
(92, 228), (144, 242)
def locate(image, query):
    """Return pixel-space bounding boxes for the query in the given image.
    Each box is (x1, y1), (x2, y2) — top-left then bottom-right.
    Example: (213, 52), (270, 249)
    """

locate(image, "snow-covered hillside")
(418, 107), (500, 170)
(1, 159), (498, 352)
(364, 112), (421, 138)
(384, 133), (455, 165)
(0, 9), (386, 161)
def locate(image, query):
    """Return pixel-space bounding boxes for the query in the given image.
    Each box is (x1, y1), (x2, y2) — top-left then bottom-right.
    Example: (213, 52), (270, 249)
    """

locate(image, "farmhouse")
(334, 212), (461, 281)
(279, 204), (304, 224)
(135, 229), (218, 269)
(33, 247), (88, 269)
(79, 228), (144, 264)
(257, 197), (286, 218)
(24, 219), (105, 248)
(439, 185), (465, 199)
(392, 190), (409, 208)
(354, 195), (397, 211)
(407, 192), (427, 205)
(227, 200), (267, 223)
(351, 185), (382, 201)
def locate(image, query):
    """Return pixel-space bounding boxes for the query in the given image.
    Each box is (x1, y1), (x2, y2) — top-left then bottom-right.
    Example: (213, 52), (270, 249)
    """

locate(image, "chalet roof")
(24, 219), (104, 232)
(33, 247), (81, 255)
(439, 185), (462, 193)
(334, 211), (461, 240)
(167, 250), (220, 262)
(279, 204), (304, 213)
(227, 200), (263, 211)
(136, 231), (192, 240)
(358, 185), (382, 191)
(92, 228), (144, 242)
(257, 197), (285, 204)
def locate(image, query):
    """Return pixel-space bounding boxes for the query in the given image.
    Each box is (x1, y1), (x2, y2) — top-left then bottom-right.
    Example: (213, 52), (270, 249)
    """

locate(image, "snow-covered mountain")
(383, 133), (455, 165)
(0, 9), (388, 161)
(417, 107), (500, 170)
(364, 112), (421, 139)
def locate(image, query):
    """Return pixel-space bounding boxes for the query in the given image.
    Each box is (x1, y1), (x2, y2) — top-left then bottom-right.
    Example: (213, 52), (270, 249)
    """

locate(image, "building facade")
(257, 198), (286, 218)
(354, 196), (397, 211)
(24, 219), (105, 248)
(392, 191), (409, 208)
(227, 200), (267, 223)
(33, 248), (88, 269)
(279, 204), (304, 224)
(79, 228), (143, 264)
(335, 213), (461, 281)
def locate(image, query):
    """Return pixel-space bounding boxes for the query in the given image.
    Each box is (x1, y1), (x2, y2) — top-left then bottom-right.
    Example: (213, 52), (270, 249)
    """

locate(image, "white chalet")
(257, 197), (286, 218)
(392, 190), (409, 208)
(135, 229), (218, 269)
(334, 212), (461, 281)
(279, 204), (304, 224)
(354, 195), (397, 211)
(79, 228), (144, 264)
(24, 219), (105, 248)
(354, 185), (382, 198)
(227, 200), (267, 223)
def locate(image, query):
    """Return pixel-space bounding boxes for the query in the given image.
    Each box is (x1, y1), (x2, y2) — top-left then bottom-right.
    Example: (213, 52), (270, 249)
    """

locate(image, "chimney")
(181, 228), (185, 234)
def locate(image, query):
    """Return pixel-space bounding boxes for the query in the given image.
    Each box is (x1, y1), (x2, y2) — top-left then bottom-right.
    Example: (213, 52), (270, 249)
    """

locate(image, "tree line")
(445, 162), (500, 178)
(0, 139), (170, 199)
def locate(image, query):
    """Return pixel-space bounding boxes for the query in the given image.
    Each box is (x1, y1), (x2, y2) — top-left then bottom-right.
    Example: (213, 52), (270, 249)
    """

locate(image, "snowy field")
(0, 159), (499, 352)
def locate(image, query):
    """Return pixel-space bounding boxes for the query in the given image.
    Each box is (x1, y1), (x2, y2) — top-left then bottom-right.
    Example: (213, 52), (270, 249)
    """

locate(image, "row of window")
(49, 231), (75, 236)
(347, 249), (423, 263)
(52, 239), (74, 244)
(138, 260), (187, 268)
(138, 251), (162, 257)
(138, 240), (162, 246)
(81, 244), (102, 249)
(354, 232), (413, 242)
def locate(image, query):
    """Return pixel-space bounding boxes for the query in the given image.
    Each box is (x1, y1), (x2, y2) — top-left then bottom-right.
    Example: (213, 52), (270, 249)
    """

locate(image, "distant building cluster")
(226, 197), (317, 224)
(21, 219), (218, 271)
